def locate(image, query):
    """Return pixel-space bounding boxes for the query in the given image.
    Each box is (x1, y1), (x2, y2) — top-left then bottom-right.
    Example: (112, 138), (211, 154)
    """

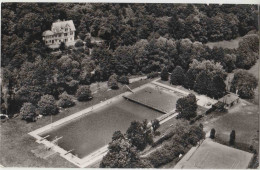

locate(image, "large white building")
(42, 19), (76, 48)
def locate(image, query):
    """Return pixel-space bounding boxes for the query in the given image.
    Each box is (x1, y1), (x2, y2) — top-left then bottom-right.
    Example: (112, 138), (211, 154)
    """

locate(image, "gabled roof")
(51, 20), (76, 33)
(42, 30), (54, 36)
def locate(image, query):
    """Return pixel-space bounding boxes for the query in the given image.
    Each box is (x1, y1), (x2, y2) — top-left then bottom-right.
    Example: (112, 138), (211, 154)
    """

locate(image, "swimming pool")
(30, 82), (183, 167)
(39, 98), (161, 158)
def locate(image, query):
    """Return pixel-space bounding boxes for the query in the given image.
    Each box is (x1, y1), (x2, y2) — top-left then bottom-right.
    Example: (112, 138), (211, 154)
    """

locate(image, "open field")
(203, 100), (259, 151)
(0, 78), (154, 167)
(174, 139), (253, 169)
(205, 37), (242, 49)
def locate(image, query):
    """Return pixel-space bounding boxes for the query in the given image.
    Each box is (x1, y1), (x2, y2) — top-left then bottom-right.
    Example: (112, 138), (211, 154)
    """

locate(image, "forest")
(1, 3), (259, 118)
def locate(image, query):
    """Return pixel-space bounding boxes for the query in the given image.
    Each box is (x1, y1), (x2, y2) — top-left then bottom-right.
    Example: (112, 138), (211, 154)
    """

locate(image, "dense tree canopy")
(230, 69), (258, 99)
(1, 3), (258, 116)
(176, 93), (197, 120)
(100, 131), (152, 168)
(126, 120), (153, 151)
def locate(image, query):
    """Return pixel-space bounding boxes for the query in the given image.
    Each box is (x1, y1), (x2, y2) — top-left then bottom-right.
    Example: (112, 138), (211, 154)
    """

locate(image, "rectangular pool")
(39, 98), (161, 158)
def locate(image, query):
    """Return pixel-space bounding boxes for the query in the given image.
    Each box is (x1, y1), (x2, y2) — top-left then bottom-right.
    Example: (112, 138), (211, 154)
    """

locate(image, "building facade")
(42, 20), (76, 48)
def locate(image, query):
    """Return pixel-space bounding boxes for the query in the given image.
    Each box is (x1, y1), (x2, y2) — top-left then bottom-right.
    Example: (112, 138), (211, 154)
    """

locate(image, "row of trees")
(18, 85), (91, 122)
(147, 122), (205, 167)
(100, 119), (205, 168)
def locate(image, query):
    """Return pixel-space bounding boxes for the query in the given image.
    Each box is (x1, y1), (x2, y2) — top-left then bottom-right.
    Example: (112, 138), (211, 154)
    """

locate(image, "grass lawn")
(0, 78), (154, 168)
(203, 100), (259, 152)
(175, 139), (253, 169)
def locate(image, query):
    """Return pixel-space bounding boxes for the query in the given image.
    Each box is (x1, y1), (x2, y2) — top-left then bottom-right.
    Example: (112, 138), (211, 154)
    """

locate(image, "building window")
(65, 39), (67, 42)
(64, 33), (67, 36)
(65, 28), (67, 31)
(46, 41), (48, 44)
(70, 32), (73, 35)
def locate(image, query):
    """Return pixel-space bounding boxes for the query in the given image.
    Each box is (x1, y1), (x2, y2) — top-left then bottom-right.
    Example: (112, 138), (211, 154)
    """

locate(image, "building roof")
(42, 30), (54, 36)
(51, 20), (76, 33)
(218, 93), (239, 105)
(174, 139), (253, 169)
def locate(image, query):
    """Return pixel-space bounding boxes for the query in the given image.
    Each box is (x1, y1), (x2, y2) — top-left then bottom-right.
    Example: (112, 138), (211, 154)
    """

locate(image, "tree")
(151, 119), (160, 132)
(160, 67), (169, 81)
(210, 128), (216, 139)
(230, 69), (258, 99)
(75, 39), (84, 47)
(229, 130), (236, 145)
(57, 92), (75, 108)
(194, 70), (210, 95)
(208, 75), (226, 99)
(126, 120), (153, 151)
(118, 76), (129, 85)
(76, 85), (92, 101)
(111, 131), (125, 141)
(170, 66), (185, 85)
(20, 102), (37, 122)
(59, 42), (66, 51)
(65, 80), (79, 95)
(37, 95), (58, 116)
(108, 74), (119, 89)
(176, 93), (197, 120)
(184, 69), (197, 89)
(100, 131), (152, 168)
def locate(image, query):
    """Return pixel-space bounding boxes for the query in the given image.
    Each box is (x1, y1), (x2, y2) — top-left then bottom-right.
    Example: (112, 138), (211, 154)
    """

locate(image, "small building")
(218, 93), (239, 109)
(42, 19), (76, 48)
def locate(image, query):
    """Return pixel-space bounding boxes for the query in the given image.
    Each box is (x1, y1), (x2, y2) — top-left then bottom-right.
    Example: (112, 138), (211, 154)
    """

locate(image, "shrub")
(66, 80), (79, 95)
(57, 92), (75, 108)
(210, 128), (216, 139)
(20, 102), (37, 122)
(108, 74), (119, 89)
(75, 39), (84, 47)
(118, 76), (129, 85)
(229, 130), (236, 145)
(151, 119), (160, 132)
(37, 95), (58, 116)
(189, 114), (203, 124)
(76, 85), (92, 101)
(160, 67), (169, 81)
(147, 72), (159, 79)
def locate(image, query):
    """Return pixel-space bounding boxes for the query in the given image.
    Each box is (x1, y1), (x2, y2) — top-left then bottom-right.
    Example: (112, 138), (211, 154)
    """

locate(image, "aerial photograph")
(0, 2), (259, 169)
